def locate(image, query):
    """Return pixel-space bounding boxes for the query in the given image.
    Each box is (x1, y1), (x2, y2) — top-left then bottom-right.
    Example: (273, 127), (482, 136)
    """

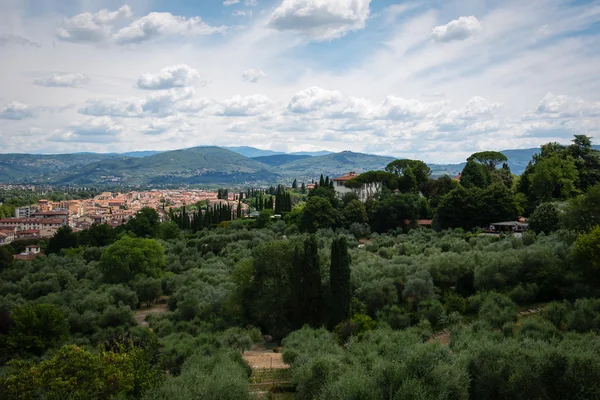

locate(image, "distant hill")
(120, 150), (163, 158)
(2, 145), (599, 186)
(251, 154), (311, 166)
(224, 146), (283, 158)
(289, 151), (333, 156)
(55, 147), (274, 186)
(276, 151), (397, 181)
(0, 153), (118, 183)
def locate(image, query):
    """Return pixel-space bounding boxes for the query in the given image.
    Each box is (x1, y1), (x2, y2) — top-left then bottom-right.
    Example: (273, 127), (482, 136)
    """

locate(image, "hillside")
(276, 151), (397, 181)
(56, 147), (275, 186)
(225, 146), (283, 158)
(251, 154), (311, 166)
(0, 153), (118, 183)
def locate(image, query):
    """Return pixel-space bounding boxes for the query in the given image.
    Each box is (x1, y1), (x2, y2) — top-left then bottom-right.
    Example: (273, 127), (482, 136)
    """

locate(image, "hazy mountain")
(251, 154), (311, 166)
(2, 145), (598, 186)
(224, 146), (283, 158)
(55, 147), (274, 186)
(276, 151), (397, 181)
(289, 151), (333, 156)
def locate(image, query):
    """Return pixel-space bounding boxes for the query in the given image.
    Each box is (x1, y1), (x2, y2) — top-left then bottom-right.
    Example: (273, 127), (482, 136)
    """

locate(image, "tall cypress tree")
(329, 236), (351, 329)
(301, 182), (306, 194)
(319, 174), (325, 187)
(292, 179), (298, 190)
(303, 235), (322, 327)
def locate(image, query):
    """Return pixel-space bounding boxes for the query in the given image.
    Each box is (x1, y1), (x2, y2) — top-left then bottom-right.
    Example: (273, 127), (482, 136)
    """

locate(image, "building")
(14, 206), (31, 219)
(0, 229), (15, 245)
(30, 211), (69, 224)
(332, 172), (382, 202)
(0, 218), (65, 234)
(14, 244), (42, 261)
(489, 221), (529, 233)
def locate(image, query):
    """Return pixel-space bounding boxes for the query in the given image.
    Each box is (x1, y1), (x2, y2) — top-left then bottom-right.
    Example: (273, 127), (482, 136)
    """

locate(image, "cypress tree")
(304, 235), (322, 327)
(237, 200), (242, 218)
(301, 182), (306, 194)
(292, 179), (298, 189)
(319, 174), (325, 187)
(325, 176), (330, 187)
(329, 236), (351, 329)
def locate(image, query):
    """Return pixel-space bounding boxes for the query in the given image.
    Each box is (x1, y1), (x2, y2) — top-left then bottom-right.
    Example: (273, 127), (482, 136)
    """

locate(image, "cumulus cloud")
(114, 12), (227, 44)
(431, 16), (482, 42)
(137, 65), (201, 90)
(267, 0), (372, 40)
(0, 101), (38, 120)
(242, 69), (266, 83)
(223, 0), (240, 5)
(52, 117), (124, 142)
(56, 5), (132, 43)
(0, 34), (41, 48)
(79, 98), (144, 118)
(288, 87), (345, 113)
(535, 92), (600, 118)
(55, 6), (225, 45)
(34, 72), (89, 88)
(215, 95), (273, 116)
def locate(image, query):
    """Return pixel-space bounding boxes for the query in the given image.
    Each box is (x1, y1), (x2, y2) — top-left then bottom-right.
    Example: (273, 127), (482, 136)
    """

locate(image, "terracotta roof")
(332, 172), (360, 182)
(31, 211), (68, 216)
(0, 218), (64, 224)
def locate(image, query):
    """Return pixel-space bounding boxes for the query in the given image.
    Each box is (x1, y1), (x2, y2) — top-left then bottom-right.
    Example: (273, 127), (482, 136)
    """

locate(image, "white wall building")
(332, 172), (382, 202)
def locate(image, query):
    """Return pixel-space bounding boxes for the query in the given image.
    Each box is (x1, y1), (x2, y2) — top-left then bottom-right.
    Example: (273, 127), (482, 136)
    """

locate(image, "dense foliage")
(1, 136), (599, 399)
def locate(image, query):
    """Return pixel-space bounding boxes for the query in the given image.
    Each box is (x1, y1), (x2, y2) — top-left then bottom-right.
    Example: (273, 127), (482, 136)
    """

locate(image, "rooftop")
(333, 172), (360, 182)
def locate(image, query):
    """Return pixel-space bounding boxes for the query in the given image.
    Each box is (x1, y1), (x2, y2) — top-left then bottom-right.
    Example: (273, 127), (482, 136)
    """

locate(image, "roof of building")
(0, 218), (65, 224)
(333, 172), (360, 182)
(31, 211), (68, 216)
(27, 245), (40, 249)
(491, 221), (529, 227)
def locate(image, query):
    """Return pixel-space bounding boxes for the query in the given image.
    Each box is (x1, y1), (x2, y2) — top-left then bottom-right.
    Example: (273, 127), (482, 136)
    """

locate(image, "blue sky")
(1, 0), (599, 163)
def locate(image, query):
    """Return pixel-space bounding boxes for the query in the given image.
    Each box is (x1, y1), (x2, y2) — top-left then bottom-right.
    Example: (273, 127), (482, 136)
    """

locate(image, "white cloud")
(0, 34), (40, 48)
(56, 5), (132, 43)
(114, 12), (227, 44)
(137, 65), (201, 90)
(233, 10), (252, 17)
(242, 69), (266, 83)
(34, 72), (89, 88)
(267, 0), (372, 40)
(142, 87), (196, 115)
(216, 95), (273, 116)
(288, 86), (345, 113)
(535, 92), (600, 118)
(0, 101), (38, 120)
(244, 0), (258, 6)
(223, 0), (240, 5)
(79, 98), (144, 118)
(431, 16), (482, 42)
(52, 117), (124, 142)
(376, 96), (447, 120)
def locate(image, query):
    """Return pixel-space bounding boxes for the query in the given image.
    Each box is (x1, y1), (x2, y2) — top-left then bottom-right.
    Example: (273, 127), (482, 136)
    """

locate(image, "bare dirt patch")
(134, 302), (168, 327)
(244, 347), (288, 370)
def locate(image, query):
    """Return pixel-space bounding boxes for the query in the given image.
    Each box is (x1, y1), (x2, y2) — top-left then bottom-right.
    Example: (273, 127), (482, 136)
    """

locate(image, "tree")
(562, 183), (600, 232)
(460, 160), (491, 189)
(301, 182), (306, 194)
(385, 159), (431, 193)
(158, 221), (181, 240)
(292, 235), (322, 328)
(300, 197), (338, 233)
(572, 226), (600, 283)
(527, 202), (560, 234)
(126, 207), (160, 238)
(341, 200), (368, 227)
(0, 246), (13, 271)
(478, 293), (517, 329)
(529, 154), (579, 202)
(78, 223), (116, 247)
(134, 276), (163, 306)
(330, 236), (351, 328)
(6, 303), (69, 356)
(99, 236), (166, 284)
(292, 179), (298, 190)
(366, 192), (421, 233)
(467, 151), (508, 170)
(46, 226), (78, 254)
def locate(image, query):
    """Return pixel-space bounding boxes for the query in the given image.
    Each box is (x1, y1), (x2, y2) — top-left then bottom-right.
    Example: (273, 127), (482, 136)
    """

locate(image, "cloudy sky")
(1, 0), (599, 163)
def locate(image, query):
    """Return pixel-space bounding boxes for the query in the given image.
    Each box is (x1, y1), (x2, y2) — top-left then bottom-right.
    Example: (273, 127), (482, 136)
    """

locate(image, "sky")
(0, 0), (599, 163)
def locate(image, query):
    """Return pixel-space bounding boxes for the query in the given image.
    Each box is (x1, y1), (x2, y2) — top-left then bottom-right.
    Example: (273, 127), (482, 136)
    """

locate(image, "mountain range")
(0, 145), (597, 187)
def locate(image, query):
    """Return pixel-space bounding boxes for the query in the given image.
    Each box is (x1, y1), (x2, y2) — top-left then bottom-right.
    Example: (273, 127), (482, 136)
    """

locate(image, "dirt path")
(134, 301), (168, 327)
(244, 347), (288, 369)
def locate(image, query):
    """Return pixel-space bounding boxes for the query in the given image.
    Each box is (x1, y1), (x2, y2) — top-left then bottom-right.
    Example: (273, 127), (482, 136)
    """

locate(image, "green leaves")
(99, 236), (166, 284)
